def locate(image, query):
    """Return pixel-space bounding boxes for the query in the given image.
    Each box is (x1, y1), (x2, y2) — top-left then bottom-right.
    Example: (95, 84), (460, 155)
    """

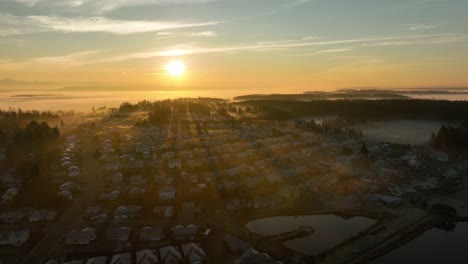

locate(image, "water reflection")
(247, 214), (376, 256)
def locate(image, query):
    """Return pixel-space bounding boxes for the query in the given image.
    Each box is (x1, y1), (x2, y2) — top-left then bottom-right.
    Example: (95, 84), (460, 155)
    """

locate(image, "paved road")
(20, 134), (102, 264)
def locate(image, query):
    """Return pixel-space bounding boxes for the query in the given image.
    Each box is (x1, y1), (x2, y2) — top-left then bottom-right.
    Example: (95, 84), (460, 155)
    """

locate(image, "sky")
(0, 0), (467, 92)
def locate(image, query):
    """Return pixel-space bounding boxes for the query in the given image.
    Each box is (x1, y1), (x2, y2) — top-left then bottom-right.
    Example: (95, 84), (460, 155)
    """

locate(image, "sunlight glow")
(165, 60), (186, 77)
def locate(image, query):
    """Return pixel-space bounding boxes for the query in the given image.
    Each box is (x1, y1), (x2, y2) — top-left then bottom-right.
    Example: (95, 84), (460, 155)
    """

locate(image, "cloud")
(0, 14), (221, 35)
(111, 33), (468, 61)
(4, 0), (217, 13)
(192, 31), (217, 37)
(2, 33), (467, 70)
(0, 50), (102, 69)
(409, 23), (440, 31)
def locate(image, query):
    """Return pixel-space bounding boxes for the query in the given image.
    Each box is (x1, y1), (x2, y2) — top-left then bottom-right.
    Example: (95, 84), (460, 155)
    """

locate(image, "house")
(168, 159), (181, 169)
(226, 199), (241, 211)
(159, 246), (183, 264)
(63, 260), (84, 264)
(136, 249), (159, 264)
(68, 166), (80, 173)
(139, 226), (165, 241)
(0, 230), (29, 246)
(68, 171), (80, 178)
(64, 261), (83, 264)
(181, 243), (206, 263)
(60, 181), (80, 192)
(28, 210), (56, 223)
(86, 256), (107, 264)
(58, 190), (73, 200)
(172, 224), (197, 242)
(65, 227), (96, 245)
(98, 190), (120, 201)
(106, 226), (131, 241)
(0, 212), (26, 224)
(105, 162), (120, 173)
(159, 187), (176, 200)
(110, 253), (131, 264)
(114, 205), (142, 221)
(153, 206), (175, 218)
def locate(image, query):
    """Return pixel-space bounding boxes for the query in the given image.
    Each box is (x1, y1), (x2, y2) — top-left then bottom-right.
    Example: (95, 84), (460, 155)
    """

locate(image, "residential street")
(19, 134), (101, 264)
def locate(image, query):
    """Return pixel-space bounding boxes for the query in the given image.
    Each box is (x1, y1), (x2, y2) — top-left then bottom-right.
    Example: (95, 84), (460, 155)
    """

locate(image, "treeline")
(430, 122), (468, 149)
(14, 120), (60, 143)
(117, 99), (230, 126)
(0, 110), (60, 145)
(117, 98), (227, 112)
(239, 99), (468, 121)
(295, 119), (363, 138)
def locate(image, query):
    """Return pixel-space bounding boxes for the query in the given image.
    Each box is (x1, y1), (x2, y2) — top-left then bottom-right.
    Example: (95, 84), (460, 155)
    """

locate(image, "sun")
(165, 60), (186, 77)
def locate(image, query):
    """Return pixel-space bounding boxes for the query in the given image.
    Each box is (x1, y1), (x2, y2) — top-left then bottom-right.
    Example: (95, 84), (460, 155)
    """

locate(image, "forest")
(431, 121), (468, 149)
(238, 99), (468, 121)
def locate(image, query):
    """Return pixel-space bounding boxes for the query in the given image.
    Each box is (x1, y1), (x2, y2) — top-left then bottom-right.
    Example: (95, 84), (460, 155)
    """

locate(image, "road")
(19, 133), (102, 264)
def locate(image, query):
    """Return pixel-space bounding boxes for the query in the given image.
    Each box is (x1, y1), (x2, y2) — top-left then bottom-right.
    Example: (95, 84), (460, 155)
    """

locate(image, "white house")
(159, 246), (183, 264)
(58, 190), (73, 200)
(181, 243), (206, 263)
(114, 205), (142, 221)
(168, 159), (181, 169)
(172, 224), (197, 241)
(159, 187), (176, 200)
(65, 227), (96, 245)
(98, 190), (120, 201)
(86, 256), (107, 264)
(136, 249), (159, 264)
(110, 253), (131, 264)
(28, 210), (56, 223)
(139, 226), (164, 241)
(60, 181), (80, 192)
(153, 206), (174, 218)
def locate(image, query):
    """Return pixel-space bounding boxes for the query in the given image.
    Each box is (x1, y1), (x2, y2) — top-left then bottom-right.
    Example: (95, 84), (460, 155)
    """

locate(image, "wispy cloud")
(5, 0), (217, 13)
(111, 33), (468, 61)
(2, 33), (467, 70)
(408, 23), (440, 31)
(0, 50), (102, 69)
(192, 31), (217, 37)
(0, 14), (221, 35)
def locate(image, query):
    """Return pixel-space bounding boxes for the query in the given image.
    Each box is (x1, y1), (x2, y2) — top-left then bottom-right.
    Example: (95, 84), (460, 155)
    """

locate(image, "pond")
(246, 214), (376, 256)
(371, 222), (468, 264)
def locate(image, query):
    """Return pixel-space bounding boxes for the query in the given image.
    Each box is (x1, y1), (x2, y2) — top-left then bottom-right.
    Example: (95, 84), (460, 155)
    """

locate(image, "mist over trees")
(240, 99), (468, 121)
